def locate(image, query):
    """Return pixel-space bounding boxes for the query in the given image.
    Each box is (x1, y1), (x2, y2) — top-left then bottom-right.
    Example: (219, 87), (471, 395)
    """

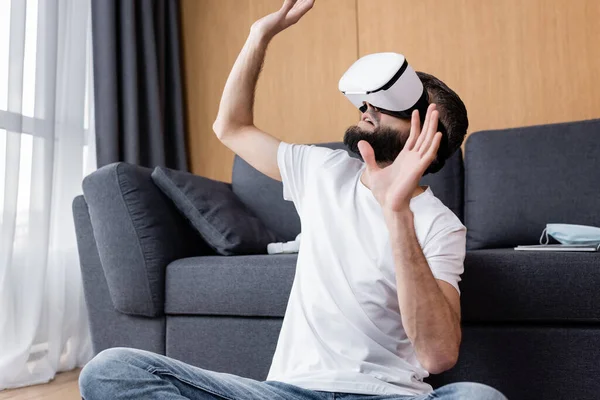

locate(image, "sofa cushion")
(464, 119), (600, 249)
(461, 249), (600, 322)
(165, 248), (600, 323)
(73, 195), (167, 351)
(165, 254), (297, 316)
(152, 167), (278, 256)
(419, 149), (464, 221)
(232, 142), (465, 242)
(82, 162), (210, 317)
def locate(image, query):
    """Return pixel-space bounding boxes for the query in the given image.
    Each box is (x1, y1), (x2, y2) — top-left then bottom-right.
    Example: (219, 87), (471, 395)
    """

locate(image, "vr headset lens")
(359, 103), (421, 120)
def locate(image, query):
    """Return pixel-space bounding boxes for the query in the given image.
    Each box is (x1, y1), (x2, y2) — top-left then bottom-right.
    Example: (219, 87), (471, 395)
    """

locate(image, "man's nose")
(363, 101), (379, 113)
(361, 102), (378, 114)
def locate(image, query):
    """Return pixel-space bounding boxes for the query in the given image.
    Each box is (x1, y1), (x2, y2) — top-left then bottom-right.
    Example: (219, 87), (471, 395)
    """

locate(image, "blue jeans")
(79, 348), (507, 400)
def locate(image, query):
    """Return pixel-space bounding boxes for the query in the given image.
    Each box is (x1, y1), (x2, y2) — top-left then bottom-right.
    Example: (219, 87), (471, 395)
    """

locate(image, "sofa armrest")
(83, 162), (212, 317)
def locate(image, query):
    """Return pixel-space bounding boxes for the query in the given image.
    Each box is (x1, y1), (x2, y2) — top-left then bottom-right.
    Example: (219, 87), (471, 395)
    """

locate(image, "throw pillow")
(151, 166), (278, 256)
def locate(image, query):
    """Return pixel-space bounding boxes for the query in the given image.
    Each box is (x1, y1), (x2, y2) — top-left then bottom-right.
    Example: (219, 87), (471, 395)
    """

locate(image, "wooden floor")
(0, 369), (81, 400)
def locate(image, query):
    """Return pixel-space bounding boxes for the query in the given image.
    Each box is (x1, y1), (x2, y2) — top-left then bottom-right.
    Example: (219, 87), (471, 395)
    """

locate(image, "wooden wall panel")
(182, 0), (600, 179)
(181, 0), (252, 181)
(181, 0), (358, 181)
(357, 0), (600, 137)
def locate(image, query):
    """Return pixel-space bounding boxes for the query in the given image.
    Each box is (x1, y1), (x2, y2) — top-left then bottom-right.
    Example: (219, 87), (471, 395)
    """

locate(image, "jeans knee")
(79, 347), (139, 399)
(439, 382), (507, 400)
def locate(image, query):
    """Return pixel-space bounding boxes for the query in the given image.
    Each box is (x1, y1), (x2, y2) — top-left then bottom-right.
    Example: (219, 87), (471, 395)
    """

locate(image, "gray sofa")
(73, 119), (600, 400)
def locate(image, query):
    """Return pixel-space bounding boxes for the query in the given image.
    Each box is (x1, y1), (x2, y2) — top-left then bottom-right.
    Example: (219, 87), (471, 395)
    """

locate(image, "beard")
(343, 124), (409, 164)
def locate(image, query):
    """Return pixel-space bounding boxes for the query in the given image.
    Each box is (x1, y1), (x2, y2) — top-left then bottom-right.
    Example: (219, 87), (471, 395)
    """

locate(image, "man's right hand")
(214, 0), (315, 182)
(250, 0), (315, 40)
(214, 1), (315, 182)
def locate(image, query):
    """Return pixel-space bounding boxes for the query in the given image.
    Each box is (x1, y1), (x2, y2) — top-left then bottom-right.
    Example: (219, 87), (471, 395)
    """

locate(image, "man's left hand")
(358, 104), (443, 213)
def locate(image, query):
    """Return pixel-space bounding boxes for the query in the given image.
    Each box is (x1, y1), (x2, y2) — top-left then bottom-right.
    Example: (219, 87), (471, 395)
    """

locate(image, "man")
(79, 1), (507, 399)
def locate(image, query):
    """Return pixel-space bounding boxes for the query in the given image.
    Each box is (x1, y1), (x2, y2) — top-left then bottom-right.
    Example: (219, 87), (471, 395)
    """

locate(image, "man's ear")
(424, 156), (445, 175)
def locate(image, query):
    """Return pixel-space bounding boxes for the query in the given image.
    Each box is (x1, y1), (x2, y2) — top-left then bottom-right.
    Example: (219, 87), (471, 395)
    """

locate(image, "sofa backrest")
(464, 118), (600, 250)
(232, 142), (464, 242)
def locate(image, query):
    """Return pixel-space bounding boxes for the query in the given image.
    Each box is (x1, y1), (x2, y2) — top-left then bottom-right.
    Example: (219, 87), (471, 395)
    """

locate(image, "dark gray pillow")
(151, 167), (278, 256)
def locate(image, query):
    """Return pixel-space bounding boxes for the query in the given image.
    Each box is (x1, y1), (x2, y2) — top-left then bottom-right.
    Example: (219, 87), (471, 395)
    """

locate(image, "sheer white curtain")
(0, 0), (95, 389)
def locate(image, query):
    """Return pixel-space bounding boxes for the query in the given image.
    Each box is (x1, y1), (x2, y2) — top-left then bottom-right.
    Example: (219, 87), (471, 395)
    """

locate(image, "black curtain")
(91, 0), (188, 170)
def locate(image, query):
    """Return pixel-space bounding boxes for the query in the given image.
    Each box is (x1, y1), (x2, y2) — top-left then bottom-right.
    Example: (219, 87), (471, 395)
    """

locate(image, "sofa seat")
(462, 249), (600, 323)
(166, 250), (600, 323)
(165, 254), (297, 317)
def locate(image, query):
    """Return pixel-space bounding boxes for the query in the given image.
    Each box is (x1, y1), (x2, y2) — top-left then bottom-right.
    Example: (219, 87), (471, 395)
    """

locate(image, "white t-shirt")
(266, 142), (466, 396)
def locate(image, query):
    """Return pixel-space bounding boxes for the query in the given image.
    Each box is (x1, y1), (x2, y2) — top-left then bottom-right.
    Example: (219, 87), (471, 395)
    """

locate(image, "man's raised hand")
(251, 0), (315, 40)
(358, 104), (443, 213)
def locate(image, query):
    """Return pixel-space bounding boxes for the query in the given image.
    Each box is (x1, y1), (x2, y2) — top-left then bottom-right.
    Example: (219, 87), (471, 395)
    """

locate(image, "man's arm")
(385, 210), (461, 374)
(357, 104), (462, 374)
(213, 0), (315, 181)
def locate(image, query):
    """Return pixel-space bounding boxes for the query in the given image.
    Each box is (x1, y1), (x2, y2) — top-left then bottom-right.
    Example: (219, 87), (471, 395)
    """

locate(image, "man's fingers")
(286, 0), (314, 23)
(423, 132), (443, 165)
(357, 140), (379, 172)
(414, 104), (436, 150)
(404, 109), (420, 151)
(280, 0), (296, 13)
(418, 110), (439, 155)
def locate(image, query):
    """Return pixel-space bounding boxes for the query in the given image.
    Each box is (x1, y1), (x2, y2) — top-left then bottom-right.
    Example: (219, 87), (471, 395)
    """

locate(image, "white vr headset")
(339, 52), (451, 173)
(338, 52), (431, 121)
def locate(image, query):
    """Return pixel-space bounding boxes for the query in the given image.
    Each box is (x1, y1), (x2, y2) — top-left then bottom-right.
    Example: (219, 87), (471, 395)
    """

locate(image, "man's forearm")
(385, 209), (461, 373)
(214, 31), (270, 132)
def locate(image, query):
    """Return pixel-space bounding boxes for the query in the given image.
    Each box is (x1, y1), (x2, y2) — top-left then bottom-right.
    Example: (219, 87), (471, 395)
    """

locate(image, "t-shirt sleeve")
(422, 223), (466, 295)
(277, 141), (335, 207)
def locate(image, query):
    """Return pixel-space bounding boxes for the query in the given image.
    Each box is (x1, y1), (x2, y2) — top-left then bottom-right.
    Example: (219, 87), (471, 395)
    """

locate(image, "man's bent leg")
(79, 347), (324, 400)
(430, 382), (507, 400)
